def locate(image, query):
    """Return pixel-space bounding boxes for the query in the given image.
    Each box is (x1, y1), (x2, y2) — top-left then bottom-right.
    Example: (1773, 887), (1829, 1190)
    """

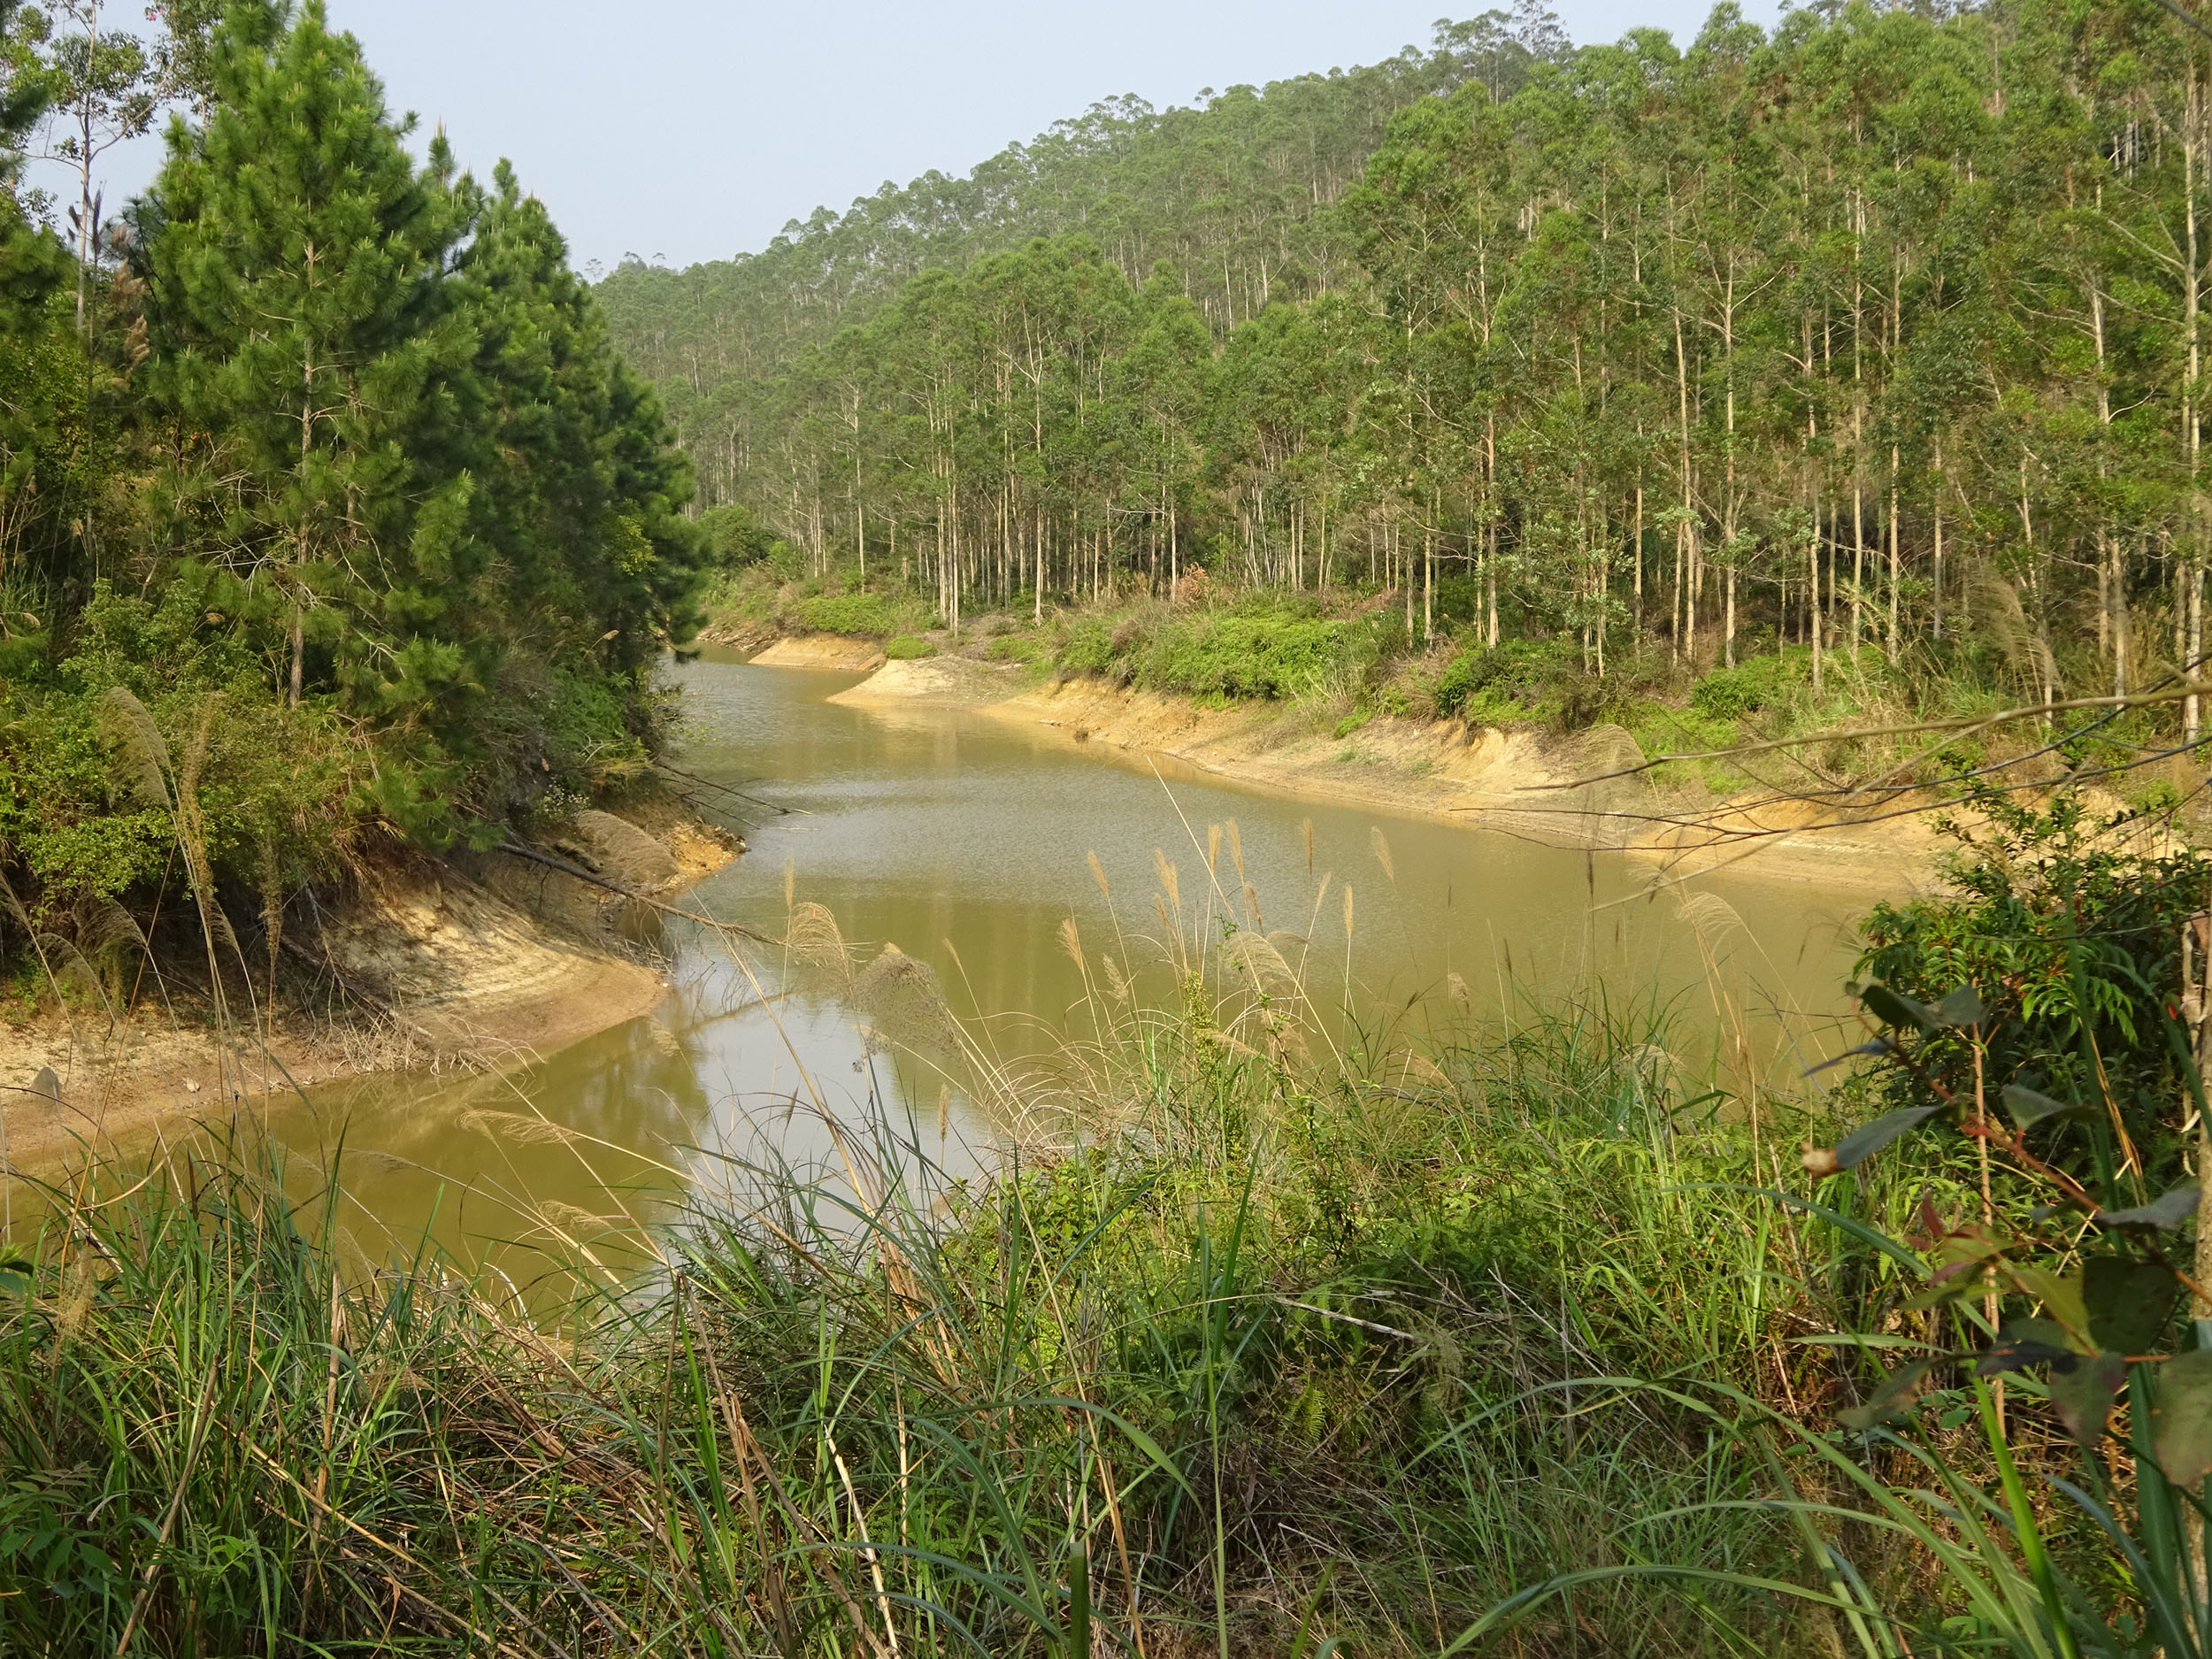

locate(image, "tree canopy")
(0, 0), (700, 935)
(618, 0), (2212, 746)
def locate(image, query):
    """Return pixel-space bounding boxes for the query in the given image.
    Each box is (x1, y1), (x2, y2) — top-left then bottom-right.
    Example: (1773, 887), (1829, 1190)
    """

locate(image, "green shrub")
(2130, 775), (2184, 813)
(1688, 649), (1809, 721)
(1232, 588), (1324, 621)
(696, 503), (776, 568)
(884, 634), (935, 660)
(1137, 611), (1345, 700)
(1430, 572), (1486, 627)
(986, 634), (1040, 663)
(797, 591), (898, 636)
(1432, 638), (1568, 718)
(1055, 616), (1126, 680)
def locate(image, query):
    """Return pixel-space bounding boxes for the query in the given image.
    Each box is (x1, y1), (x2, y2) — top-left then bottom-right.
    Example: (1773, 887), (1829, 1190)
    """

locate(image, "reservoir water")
(243, 652), (1870, 1272)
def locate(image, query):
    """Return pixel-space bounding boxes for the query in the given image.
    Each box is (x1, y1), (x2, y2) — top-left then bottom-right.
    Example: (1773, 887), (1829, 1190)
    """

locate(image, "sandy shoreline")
(821, 653), (1947, 895)
(2, 798), (739, 1174)
(749, 634), (887, 672)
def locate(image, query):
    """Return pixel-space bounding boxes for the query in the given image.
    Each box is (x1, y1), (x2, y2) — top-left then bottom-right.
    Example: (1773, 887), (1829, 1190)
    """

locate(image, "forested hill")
(608, 0), (2212, 757)
(595, 10), (1567, 497)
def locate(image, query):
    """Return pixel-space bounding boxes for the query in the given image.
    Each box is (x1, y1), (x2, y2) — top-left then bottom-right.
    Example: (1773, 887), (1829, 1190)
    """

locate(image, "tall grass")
(0, 842), (2114, 1655)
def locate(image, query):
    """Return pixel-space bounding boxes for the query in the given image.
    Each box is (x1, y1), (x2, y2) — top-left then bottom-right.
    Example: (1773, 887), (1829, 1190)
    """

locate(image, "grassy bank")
(2, 998), (1845, 1655)
(8, 788), (2203, 1654)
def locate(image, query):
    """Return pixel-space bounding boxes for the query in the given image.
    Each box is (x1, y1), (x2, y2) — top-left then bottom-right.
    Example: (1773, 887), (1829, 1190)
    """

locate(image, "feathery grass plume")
(1370, 824), (1395, 886)
(1153, 848), (1179, 918)
(1265, 928), (1310, 972)
(1224, 928), (1298, 1002)
(783, 900), (854, 992)
(849, 943), (961, 1059)
(1102, 953), (1128, 1001)
(1243, 880), (1263, 930)
(73, 894), (151, 1012)
(459, 1108), (586, 1148)
(0, 868), (78, 1040)
(95, 686), (173, 812)
(1970, 566), (2048, 703)
(1300, 816), (1314, 874)
(537, 1201), (625, 1237)
(73, 894), (147, 962)
(1674, 890), (1746, 956)
(32, 932), (119, 1021)
(1207, 821), (1222, 874)
(1087, 848), (1110, 899)
(1225, 818), (1245, 884)
(0, 863), (25, 934)
(783, 855), (795, 911)
(257, 833), (284, 1006)
(157, 692), (257, 1057)
(1058, 916), (1085, 972)
(1342, 882), (1355, 937)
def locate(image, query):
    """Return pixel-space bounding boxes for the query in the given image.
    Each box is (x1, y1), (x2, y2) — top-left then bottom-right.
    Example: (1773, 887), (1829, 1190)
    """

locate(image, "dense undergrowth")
(5, 789), (2208, 1654)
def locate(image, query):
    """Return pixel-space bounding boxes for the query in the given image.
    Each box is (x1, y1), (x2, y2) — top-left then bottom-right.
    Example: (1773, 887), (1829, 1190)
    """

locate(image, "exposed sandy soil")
(2, 796), (739, 1174)
(829, 655), (1951, 895)
(750, 634), (887, 672)
(826, 654), (1026, 706)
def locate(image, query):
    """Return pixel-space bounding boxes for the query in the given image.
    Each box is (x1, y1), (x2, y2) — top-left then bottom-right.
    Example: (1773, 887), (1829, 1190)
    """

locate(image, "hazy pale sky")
(36, 0), (1769, 273)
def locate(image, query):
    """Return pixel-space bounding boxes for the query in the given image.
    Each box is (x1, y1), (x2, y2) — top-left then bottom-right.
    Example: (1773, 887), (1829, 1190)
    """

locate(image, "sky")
(30, 0), (1775, 275)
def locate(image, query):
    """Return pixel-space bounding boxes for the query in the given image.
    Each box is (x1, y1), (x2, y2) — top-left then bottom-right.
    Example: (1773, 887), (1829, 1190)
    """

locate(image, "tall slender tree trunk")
(73, 0), (100, 337)
(1887, 454), (1901, 666)
(2189, 73), (2205, 742)
(1632, 472), (1645, 645)
(1932, 439), (1947, 645)
(1423, 500), (1435, 645)
(1809, 489), (1824, 696)
(1852, 467), (1865, 666)
(1673, 303), (1694, 665)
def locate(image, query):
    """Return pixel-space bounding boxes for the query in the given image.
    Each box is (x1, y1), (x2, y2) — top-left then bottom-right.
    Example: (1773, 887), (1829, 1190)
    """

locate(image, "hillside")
(595, 11), (1563, 508)
(613, 0), (2212, 821)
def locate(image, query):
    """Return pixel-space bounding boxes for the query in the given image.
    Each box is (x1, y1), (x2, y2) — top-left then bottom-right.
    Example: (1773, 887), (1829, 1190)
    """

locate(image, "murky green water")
(206, 654), (1870, 1271)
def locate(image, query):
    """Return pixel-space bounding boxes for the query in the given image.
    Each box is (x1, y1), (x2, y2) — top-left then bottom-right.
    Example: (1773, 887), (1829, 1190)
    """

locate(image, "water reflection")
(59, 654), (1880, 1267)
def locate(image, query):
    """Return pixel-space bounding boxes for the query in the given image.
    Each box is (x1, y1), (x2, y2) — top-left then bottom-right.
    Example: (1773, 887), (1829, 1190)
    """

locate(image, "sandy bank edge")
(752, 634), (887, 672)
(2, 801), (740, 1172)
(825, 654), (1944, 895)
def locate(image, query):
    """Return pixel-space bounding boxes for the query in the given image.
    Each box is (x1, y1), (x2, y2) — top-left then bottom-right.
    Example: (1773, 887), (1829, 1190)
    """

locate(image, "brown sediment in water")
(0, 796), (740, 1174)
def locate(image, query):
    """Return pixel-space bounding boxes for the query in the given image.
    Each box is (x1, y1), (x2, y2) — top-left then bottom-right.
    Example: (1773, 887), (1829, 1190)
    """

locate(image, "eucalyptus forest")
(610, 0), (2212, 727)
(16, 1), (2212, 1655)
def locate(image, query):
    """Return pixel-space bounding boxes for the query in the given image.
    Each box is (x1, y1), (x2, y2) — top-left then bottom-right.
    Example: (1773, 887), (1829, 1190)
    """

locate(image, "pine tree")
(452, 161), (701, 733)
(139, 0), (480, 829)
(0, 0), (73, 618)
(0, 0), (65, 326)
